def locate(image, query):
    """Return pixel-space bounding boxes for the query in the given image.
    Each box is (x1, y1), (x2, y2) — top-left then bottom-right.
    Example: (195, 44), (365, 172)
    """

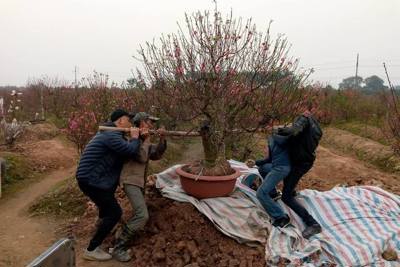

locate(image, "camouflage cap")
(132, 112), (160, 124)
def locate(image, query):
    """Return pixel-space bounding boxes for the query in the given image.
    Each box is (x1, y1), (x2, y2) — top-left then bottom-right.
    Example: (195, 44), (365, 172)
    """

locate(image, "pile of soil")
(19, 139), (76, 171)
(184, 159), (236, 176)
(71, 186), (266, 267)
(8, 122), (77, 172)
(18, 122), (60, 143)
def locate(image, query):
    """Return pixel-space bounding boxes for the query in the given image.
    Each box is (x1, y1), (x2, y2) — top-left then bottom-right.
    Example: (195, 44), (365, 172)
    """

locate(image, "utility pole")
(40, 86), (45, 120)
(354, 53), (359, 89)
(74, 66), (78, 88)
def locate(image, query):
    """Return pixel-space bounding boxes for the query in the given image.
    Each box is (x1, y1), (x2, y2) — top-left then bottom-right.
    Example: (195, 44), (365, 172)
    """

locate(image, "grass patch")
(29, 177), (87, 218)
(46, 114), (68, 129)
(0, 152), (37, 196)
(333, 121), (389, 145)
(147, 137), (192, 174)
(320, 128), (400, 174)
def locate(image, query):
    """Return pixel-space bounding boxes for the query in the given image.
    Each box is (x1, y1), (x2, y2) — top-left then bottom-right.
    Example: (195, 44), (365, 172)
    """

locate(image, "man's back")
(289, 115), (322, 163)
(76, 124), (140, 191)
(278, 115), (322, 164)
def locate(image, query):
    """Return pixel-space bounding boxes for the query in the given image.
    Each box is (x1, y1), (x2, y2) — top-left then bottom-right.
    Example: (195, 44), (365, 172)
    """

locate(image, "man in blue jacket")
(76, 109), (140, 261)
(255, 133), (292, 228)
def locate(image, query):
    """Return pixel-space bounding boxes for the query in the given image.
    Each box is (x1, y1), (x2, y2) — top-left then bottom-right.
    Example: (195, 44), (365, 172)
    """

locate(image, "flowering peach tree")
(66, 72), (138, 154)
(136, 8), (311, 173)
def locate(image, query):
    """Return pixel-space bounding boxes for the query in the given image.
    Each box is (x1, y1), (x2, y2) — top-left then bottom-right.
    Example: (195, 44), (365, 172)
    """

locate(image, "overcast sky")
(1, 0), (399, 87)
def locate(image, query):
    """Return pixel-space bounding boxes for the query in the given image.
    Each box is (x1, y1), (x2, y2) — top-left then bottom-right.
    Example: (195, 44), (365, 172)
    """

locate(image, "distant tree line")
(338, 75), (398, 94)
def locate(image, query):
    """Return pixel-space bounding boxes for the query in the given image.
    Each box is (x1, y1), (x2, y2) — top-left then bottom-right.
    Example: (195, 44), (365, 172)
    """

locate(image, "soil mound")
(72, 186), (266, 267)
(18, 122), (60, 143)
(19, 139), (76, 171)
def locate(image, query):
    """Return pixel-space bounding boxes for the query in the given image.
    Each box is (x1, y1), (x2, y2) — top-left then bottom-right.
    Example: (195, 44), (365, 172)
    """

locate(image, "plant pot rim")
(176, 164), (241, 181)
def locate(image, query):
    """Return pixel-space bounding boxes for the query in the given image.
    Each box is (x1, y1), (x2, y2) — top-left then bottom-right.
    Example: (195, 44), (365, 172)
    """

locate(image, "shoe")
(83, 247), (112, 261)
(302, 223), (322, 239)
(272, 215), (290, 228)
(112, 247), (132, 262)
(269, 190), (282, 201)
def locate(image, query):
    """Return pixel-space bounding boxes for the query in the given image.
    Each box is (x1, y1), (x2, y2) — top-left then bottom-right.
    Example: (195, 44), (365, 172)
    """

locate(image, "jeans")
(258, 163), (279, 196)
(78, 181), (122, 251)
(282, 161), (318, 226)
(258, 163), (272, 178)
(123, 184), (149, 235)
(256, 165), (291, 220)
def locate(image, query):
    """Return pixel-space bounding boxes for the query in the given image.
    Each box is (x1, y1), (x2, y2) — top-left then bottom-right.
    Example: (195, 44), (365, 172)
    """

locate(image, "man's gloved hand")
(245, 159), (256, 168)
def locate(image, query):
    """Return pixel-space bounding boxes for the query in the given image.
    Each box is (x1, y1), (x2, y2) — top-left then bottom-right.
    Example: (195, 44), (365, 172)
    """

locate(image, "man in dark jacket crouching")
(278, 107), (323, 239)
(76, 109), (140, 261)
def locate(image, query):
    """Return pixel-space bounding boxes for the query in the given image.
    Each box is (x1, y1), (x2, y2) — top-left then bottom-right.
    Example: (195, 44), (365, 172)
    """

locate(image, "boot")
(112, 226), (134, 262)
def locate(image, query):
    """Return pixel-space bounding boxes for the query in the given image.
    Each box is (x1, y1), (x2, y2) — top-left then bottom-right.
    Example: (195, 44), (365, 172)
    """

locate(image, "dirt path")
(302, 145), (400, 194)
(0, 166), (76, 267)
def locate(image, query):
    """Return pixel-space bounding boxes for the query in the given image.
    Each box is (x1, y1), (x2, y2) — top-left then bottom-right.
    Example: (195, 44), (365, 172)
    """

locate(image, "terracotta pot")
(176, 165), (242, 199)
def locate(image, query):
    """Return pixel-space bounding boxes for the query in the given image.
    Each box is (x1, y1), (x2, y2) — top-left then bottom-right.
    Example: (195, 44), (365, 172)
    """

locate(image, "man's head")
(110, 109), (134, 128)
(132, 112), (159, 128)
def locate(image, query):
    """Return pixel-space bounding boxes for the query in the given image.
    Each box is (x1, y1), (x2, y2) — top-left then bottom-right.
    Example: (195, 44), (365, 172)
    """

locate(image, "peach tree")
(136, 8), (311, 174)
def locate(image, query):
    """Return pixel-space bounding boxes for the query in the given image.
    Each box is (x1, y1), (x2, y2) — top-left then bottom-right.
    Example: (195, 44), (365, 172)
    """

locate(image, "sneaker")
(272, 215), (290, 228)
(112, 248), (132, 262)
(302, 223), (322, 239)
(83, 247), (112, 261)
(269, 190), (282, 201)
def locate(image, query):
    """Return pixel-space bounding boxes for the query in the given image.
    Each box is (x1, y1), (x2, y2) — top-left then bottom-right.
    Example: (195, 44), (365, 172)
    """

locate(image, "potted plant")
(135, 6), (311, 198)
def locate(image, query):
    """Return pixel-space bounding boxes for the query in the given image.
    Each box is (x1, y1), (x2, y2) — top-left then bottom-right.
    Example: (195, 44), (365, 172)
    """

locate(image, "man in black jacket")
(76, 109), (140, 261)
(277, 108), (323, 239)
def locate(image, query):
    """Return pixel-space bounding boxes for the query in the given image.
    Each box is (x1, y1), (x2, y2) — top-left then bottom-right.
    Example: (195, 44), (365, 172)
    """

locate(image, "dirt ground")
(301, 146), (400, 195)
(0, 125), (399, 266)
(71, 134), (400, 267)
(0, 123), (77, 267)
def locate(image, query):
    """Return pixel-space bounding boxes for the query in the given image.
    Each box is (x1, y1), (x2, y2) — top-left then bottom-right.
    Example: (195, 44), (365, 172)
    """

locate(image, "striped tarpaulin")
(156, 160), (400, 266)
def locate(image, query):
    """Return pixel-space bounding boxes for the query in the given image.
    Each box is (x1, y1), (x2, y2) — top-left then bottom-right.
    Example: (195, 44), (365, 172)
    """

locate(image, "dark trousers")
(282, 162), (318, 226)
(78, 182), (122, 250)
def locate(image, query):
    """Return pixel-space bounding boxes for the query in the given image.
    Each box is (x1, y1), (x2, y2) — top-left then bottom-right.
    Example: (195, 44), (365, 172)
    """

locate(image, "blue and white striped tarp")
(156, 160), (400, 266)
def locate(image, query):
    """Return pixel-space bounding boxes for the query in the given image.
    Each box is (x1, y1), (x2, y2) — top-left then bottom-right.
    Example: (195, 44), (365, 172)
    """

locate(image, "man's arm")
(255, 157), (271, 167)
(277, 115), (309, 136)
(148, 127), (167, 161)
(106, 133), (140, 157)
(149, 139), (167, 161)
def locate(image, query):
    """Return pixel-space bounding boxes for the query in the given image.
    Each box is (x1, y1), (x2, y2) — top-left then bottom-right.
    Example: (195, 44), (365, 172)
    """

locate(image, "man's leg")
(78, 182), (122, 260)
(113, 184), (149, 262)
(256, 166), (290, 226)
(258, 163), (280, 199)
(258, 163), (272, 178)
(123, 184), (149, 233)
(281, 162), (322, 238)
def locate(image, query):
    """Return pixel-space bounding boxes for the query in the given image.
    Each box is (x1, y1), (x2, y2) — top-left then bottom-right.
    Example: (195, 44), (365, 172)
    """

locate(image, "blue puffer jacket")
(255, 134), (291, 170)
(76, 122), (140, 191)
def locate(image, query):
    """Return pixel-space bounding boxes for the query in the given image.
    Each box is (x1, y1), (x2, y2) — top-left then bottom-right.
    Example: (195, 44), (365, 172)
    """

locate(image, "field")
(0, 119), (399, 266)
